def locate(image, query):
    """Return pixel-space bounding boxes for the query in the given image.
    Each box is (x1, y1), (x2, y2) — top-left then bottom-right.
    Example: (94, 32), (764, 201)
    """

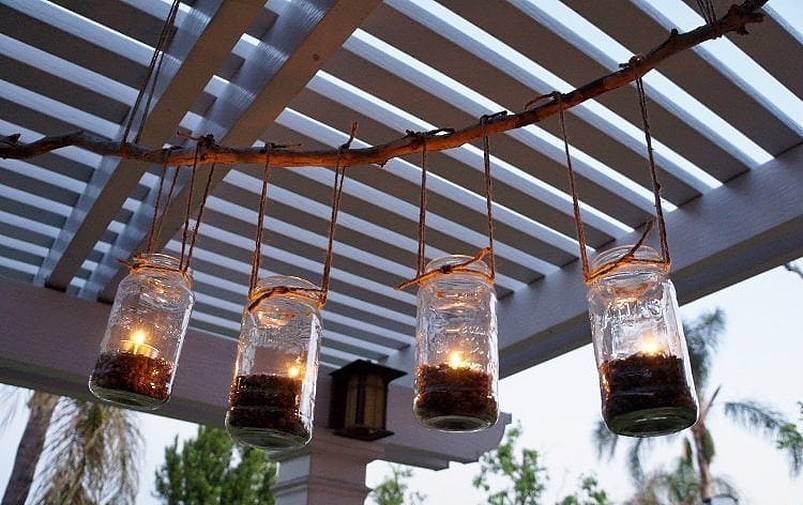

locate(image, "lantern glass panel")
(225, 275), (322, 454)
(587, 245), (698, 437)
(413, 254), (499, 432)
(89, 253), (194, 410)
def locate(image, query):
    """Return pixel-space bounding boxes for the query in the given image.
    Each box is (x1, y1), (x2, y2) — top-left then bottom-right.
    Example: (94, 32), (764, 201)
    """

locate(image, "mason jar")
(587, 245), (698, 437)
(413, 254), (499, 432)
(89, 253), (194, 410)
(225, 275), (322, 453)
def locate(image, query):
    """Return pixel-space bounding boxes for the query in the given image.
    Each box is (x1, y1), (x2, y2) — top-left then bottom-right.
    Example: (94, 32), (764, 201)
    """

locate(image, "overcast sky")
(1, 263), (801, 504)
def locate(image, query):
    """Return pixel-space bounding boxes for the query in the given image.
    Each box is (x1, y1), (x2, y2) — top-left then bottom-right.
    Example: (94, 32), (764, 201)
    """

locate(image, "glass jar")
(587, 245), (698, 437)
(413, 255), (499, 432)
(225, 275), (322, 453)
(89, 253), (194, 410)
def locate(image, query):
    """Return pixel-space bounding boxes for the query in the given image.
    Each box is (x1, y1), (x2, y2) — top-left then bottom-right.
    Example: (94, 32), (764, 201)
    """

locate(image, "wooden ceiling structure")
(0, 0), (801, 436)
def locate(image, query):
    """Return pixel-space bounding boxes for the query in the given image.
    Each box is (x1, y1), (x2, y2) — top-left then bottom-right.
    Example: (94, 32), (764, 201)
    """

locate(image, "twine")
(121, 0), (180, 145)
(533, 61), (671, 284)
(246, 127), (355, 310)
(118, 255), (191, 287)
(397, 121), (498, 290)
(695, 0), (718, 24)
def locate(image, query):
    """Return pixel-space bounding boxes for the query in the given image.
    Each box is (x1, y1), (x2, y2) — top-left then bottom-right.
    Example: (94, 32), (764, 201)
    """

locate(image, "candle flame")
(287, 364), (303, 379)
(132, 329), (147, 346)
(447, 351), (467, 369)
(640, 334), (667, 356)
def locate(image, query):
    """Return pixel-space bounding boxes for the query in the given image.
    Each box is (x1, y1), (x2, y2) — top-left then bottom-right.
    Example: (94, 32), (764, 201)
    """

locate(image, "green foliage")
(154, 425), (277, 505)
(473, 423), (547, 505)
(369, 464), (425, 505)
(627, 457), (737, 505)
(682, 309), (725, 391)
(557, 476), (612, 505)
(474, 423), (610, 505)
(776, 402), (803, 475)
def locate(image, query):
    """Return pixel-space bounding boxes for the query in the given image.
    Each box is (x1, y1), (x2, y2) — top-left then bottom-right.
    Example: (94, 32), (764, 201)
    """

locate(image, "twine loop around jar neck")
(587, 242), (669, 284)
(398, 248), (495, 290)
(246, 275), (324, 312)
(119, 253), (192, 287)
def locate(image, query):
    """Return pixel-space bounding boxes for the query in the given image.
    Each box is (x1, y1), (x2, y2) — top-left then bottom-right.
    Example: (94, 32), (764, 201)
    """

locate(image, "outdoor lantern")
(225, 275), (322, 454)
(89, 253), (194, 410)
(587, 245), (698, 437)
(329, 360), (405, 441)
(413, 254), (499, 432)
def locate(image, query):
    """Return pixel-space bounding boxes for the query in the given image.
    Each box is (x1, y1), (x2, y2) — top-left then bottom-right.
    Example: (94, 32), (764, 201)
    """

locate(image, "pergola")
(0, 0), (801, 504)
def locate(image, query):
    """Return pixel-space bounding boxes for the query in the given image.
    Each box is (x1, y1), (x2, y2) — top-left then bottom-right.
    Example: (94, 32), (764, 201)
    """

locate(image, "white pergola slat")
(82, 0), (383, 303)
(0, 0), (801, 424)
(34, 0), (267, 291)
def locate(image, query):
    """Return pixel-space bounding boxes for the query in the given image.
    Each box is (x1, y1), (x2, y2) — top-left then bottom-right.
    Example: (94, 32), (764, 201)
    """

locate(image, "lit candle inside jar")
(639, 332), (669, 356)
(286, 363), (303, 379)
(120, 329), (159, 359)
(446, 350), (480, 370)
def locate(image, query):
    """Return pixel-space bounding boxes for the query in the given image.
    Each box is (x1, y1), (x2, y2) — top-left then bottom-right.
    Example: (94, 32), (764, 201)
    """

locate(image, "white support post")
(274, 436), (381, 505)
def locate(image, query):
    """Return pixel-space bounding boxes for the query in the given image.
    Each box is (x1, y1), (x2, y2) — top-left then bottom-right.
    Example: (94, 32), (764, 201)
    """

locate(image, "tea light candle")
(639, 332), (668, 356)
(120, 329), (159, 359)
(287, 363), (303, 379)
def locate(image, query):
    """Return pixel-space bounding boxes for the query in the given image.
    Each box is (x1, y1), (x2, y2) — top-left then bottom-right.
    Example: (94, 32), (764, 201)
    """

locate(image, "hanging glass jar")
(413, 254), (499, 432)
(225, 275), (322, 453)
(587, 245), (698, 437)
(89, 253), (194, 410)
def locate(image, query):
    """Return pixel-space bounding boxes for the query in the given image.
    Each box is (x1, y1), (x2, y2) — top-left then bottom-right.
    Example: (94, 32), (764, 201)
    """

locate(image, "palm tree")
(785, 261), (803, 280)
(593, 310), (802, 501)
(1, 386), (142, 505)
(626, 444), (737, 505)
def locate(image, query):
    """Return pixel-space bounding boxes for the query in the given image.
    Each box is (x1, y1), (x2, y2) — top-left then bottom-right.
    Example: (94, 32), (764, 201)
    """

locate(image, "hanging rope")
(145, 154), (170, 255)
(121, 0), (180, 145)
(397, 123), (497, 291)
(694, 0), (718, 25)
(533, 59), (671, 284)
(245, 128), (353, 311)
(178, 143), (200, 271)
(184, 162), (215, 271)
(318, 123), (357, 306)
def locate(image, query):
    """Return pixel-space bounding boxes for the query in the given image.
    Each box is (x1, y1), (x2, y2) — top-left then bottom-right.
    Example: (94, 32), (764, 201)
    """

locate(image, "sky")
(1, 263), (802, 504)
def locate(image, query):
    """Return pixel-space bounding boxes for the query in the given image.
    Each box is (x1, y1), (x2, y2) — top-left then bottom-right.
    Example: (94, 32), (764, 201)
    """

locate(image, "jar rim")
(253, 275), (320, 303)
(423, 254), (492, 280)
(590, 245), (666, 274)
(136, 252), (191, 277)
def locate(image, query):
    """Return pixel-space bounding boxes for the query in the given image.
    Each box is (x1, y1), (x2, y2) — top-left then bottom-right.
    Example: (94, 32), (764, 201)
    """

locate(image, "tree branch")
(0, 0), (768, 169)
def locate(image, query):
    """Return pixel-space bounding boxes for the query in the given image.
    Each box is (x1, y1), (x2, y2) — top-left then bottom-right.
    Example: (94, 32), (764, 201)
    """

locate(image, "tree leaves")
(153, 425), (277, 505)
(369, 464), (425, 505)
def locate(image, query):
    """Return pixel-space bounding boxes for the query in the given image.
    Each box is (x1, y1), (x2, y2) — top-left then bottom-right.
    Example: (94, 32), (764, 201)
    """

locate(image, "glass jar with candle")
(225, 276), (322, 453)
(587, 245), (698, 437)
(413, 254), (499, 432)
(89, 253), (194, 410)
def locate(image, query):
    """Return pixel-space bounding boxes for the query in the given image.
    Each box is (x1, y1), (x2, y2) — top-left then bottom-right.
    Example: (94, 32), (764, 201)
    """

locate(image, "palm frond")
(698, 425), (716, 465)
(776, 422), (803, 476)
(626, 437), (653, 485)
(785, 261), (803, 280)
(723, 400), (787, 438)
(723, 399), (803, 477)
(683, 309), (725, 391)
(592, 419), (619, 461)
(32, 398), (142, 505)
(0, 385), (32, 430)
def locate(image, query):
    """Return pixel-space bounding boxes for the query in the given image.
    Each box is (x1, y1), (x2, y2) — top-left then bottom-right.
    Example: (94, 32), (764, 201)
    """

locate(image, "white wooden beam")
(0, 277), (508, 469)
(36, 0), (267, 291)
(381, 143), (803, 377)
(82, 0), (382, 302)
(497, 143), (803, 376)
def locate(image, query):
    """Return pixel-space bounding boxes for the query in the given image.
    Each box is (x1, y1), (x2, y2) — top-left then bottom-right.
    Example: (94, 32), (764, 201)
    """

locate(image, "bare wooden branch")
(0, 0), (768, 169)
